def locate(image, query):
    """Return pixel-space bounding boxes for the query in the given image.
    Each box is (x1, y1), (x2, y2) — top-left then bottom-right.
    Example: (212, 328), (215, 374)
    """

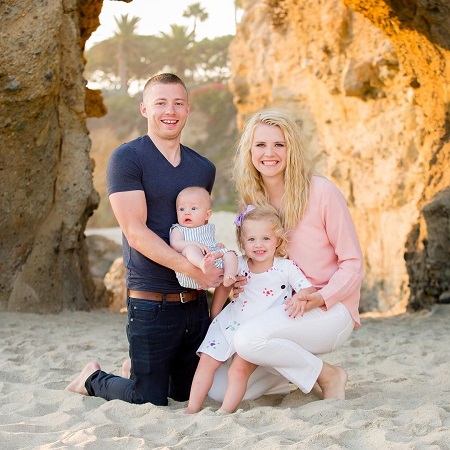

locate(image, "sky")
(87, 0), (238, 48)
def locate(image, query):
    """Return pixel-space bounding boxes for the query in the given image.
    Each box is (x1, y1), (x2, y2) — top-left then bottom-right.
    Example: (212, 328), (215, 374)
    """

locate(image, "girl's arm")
(210, 284), (232, 320)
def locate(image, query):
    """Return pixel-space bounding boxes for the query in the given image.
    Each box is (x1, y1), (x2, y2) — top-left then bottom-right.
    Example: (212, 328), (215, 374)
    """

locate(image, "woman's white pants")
(208, 302), (354, 402)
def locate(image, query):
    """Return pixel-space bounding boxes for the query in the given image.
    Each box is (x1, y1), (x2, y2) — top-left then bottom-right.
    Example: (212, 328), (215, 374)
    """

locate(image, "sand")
(3, 214), (449, 448)
(1, 305), (449, 449)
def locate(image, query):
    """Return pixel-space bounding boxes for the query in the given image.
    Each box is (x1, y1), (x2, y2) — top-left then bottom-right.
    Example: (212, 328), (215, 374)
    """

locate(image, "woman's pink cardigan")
(288, 176), (364, 328)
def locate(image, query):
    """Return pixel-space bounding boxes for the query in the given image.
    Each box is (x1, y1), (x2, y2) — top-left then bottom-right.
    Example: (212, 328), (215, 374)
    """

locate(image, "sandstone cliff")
(229, 0), (450, 312)
(1, 0), (448, 313)
(0, 0), (107, 312)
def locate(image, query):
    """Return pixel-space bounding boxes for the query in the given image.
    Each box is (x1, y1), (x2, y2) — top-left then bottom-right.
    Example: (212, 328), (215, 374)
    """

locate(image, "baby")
(170, 186), (238, 288)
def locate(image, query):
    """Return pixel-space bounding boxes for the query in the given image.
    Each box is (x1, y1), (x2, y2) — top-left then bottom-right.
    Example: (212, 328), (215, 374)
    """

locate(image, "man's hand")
(189, 256), (223, 289)
(231, 275), (247, 298)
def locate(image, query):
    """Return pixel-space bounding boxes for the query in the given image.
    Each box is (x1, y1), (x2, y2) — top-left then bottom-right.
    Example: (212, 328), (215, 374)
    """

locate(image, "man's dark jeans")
(85, 292), (209, 406)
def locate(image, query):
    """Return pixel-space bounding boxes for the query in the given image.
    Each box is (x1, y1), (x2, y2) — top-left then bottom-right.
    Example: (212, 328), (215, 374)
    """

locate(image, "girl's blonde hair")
(236, 205), (288, 258)
(232, 109), (313, 231)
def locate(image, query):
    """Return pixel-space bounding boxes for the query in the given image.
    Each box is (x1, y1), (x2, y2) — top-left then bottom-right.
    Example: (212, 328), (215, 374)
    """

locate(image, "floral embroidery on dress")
(263, 288), (274, 296)
(207, 340), (219, 349)
(225, 321), (240, 331)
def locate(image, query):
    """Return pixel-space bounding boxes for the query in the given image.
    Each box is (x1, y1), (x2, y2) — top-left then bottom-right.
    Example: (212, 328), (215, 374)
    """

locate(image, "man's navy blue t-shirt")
(107, 135), (216, 292)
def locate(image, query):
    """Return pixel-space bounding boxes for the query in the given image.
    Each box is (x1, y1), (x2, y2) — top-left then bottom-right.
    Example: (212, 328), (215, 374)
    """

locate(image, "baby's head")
(235, 204), (287, 258)
(176, 186), (212, 228)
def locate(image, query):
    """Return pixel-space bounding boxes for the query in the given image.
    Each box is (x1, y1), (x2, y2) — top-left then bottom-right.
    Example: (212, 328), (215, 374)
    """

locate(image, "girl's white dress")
(198, 256), (312, 361)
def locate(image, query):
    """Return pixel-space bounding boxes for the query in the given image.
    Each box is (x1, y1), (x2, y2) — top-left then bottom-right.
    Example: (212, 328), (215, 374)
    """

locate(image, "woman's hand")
(285, 289), (325, 318)
(231, 275), (247, 298)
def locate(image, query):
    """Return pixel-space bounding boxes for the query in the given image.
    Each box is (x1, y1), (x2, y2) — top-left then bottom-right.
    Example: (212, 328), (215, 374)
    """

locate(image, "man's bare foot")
(65, 361), (101, 395)
(222, 275), (236, 288)
(317, 363), (347, 400)
(121, 358), (131, 379)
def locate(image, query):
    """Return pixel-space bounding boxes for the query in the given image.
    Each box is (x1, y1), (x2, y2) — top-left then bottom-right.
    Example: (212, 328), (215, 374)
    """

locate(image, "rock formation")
(0, 0), (448, 313)
(0, 0), (107, 312)
(229, 0), (450, 312)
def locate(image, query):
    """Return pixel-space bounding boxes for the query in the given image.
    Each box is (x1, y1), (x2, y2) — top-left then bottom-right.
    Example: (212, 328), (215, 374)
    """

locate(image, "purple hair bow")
(234, 205), (256, 227)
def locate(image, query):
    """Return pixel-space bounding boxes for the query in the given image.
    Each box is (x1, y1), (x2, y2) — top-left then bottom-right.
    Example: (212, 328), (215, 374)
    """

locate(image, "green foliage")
(158, 25), (195, 76)
(88, 93), (146, 140)
(182, 2), (208, 39)
(183, 2), (208, 22)
(85, 34), (163, 90)
(114, 14), (140, 37)
(190, 83), (236, 145)
(85, 6), (239, 218)
(84, 12), (233, 89)
(192, 36), (233, 82)
(189, 83), (239, 208)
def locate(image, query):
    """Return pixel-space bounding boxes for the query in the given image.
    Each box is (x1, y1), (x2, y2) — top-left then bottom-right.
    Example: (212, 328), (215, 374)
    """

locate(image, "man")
(66, 73), (223, 405)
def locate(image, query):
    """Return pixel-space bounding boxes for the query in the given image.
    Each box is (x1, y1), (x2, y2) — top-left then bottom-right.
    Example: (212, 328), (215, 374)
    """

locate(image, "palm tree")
(182, 2), (208, 41)
(159, 24), (195, 77)
(114, 14), (141, 93)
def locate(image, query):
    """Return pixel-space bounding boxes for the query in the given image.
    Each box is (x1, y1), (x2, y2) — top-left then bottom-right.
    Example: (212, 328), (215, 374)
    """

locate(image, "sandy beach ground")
(2, 214), (449, 449)
(1, 306), (449, 449)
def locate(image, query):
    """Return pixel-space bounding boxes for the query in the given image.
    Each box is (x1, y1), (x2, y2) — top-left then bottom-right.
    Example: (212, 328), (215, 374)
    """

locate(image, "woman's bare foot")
(184, 406), (201, 414)
(121, 358), (131, 379)
(311, 381), (322, 396)
(65, 361), (101, 395)
(316, 362), (347, 400)
(222, 275), (236, 288)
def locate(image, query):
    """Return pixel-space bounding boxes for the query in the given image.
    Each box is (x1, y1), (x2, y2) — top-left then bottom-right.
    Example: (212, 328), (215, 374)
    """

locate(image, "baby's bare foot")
(200, 253), (214, 274)
(65, 361), (100, 395)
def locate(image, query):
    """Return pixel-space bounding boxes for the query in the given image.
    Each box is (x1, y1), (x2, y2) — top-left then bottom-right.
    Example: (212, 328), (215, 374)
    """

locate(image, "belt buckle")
(180, 291), (188, 303)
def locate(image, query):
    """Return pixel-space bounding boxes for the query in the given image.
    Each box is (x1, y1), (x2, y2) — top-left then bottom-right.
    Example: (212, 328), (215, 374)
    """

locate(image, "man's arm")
(109, 190), (222, 288)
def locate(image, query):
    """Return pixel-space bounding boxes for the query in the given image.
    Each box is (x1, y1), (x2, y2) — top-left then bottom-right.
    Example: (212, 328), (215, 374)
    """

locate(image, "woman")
(208, 109), (364, 403)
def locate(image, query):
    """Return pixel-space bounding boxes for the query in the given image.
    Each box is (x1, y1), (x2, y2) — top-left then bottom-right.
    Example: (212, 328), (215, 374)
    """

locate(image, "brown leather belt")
(127, 289), (203, 303)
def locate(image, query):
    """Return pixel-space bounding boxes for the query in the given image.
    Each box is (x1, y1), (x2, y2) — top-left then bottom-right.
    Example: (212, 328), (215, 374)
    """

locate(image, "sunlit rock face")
(1, 0), (448, 314)
(0, 0), (106, 312)
(229, 0), (450, 312)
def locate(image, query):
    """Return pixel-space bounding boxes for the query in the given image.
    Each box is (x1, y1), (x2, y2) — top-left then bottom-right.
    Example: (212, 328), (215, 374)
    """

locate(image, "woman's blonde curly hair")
(232, 109), (313, 231)
(236, 204), (288, 258)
